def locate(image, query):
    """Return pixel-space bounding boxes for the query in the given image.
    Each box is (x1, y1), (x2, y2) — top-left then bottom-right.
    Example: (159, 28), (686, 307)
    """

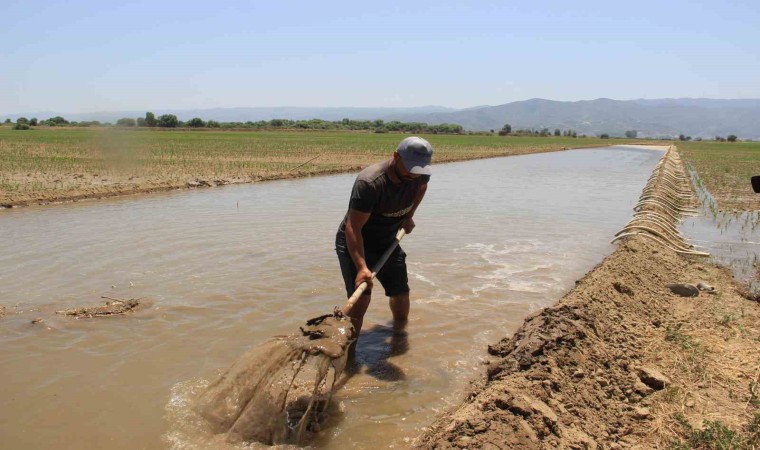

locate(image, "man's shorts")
(335, 233), (409, 298)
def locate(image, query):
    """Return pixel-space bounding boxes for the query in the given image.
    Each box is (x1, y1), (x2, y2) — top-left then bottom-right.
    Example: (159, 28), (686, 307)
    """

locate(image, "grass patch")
(669, 413), (747, 450)
(678, 141), (760, 211)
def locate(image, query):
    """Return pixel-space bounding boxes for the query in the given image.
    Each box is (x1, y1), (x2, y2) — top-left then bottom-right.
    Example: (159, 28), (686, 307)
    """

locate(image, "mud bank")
(413, 236), (760, 449)
(0, 169), (356, 209)
(0, 143), (623, 209)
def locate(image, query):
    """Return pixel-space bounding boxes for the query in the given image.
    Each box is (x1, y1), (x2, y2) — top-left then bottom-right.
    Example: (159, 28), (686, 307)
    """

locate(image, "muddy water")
(682, 173), (760, 293)
(0, 146), (662, 449)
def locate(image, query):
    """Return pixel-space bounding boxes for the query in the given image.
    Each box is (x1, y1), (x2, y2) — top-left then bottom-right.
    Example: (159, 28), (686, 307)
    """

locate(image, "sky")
(2, 0), (759, 114)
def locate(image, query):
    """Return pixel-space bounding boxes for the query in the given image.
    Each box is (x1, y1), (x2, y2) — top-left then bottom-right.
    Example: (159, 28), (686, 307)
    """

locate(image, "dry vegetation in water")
(678, 141), (760, 211)
(0, 126), (638, 207)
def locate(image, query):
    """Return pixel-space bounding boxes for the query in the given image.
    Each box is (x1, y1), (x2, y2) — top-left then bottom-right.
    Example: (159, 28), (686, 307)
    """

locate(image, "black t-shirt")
(337, 160), (430, 250)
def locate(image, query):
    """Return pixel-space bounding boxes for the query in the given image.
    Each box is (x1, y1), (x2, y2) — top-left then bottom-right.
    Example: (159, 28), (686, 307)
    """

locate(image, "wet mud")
(193, 313), (355, 445)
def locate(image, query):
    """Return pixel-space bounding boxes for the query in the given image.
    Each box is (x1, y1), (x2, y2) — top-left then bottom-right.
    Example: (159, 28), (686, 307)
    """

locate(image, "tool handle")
(342, 228), (406, 313)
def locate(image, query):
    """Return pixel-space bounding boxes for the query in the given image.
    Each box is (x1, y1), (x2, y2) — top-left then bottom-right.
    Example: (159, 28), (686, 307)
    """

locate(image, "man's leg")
(389, 292), (409, 322)
(344, 292), (371, 336)
(337, 236), (377, 339)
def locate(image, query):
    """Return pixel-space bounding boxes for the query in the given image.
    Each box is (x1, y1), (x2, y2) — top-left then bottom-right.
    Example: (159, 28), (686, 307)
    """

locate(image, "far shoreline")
(1, 132), (641, 209)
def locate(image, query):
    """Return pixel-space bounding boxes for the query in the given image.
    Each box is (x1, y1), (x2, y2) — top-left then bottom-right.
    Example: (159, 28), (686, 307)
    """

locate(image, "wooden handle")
(342, 228), (406, 313)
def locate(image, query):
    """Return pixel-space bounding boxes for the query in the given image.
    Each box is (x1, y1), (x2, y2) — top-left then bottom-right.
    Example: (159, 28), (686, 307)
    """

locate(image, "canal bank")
(414, 148), (760, 449)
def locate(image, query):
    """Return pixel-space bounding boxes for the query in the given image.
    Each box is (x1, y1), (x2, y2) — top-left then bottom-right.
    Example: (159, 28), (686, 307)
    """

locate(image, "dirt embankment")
(413, 236), (760, 449)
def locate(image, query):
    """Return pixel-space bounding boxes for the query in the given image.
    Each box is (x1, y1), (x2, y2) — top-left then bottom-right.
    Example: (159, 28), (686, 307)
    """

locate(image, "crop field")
(0, 127), (631, 207)
(678, 141), (760, 211)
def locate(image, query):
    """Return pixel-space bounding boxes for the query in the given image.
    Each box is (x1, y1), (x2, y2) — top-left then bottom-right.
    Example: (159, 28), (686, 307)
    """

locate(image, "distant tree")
(144, 112), (157, 127)
(16, 117), (29, 125)
(715, 136), (726, 142)
(498, 123), (512, 136)
(727, 134), (737, 142)
(29, 117), (38, 126)
(600, 133), (610, 139)
(678, 134), (686, 141)
(572, 131), (577, 138)
(694, 137), (702, 141)
(540, 128), (550, 137)
(625, 130), (638, 138)
(554, 128), (561, 136)
(3, 118), (10, 124)
(136, 117), (146, 127)
(13, 123), (30, 130)
(187, 117), (206, 128)
(157, 114), (178, 128)
(46, 116), (68, 125)
(489, 129), (495, 134)
(116, 117), (136, 127)
(206, 120), (220, 128)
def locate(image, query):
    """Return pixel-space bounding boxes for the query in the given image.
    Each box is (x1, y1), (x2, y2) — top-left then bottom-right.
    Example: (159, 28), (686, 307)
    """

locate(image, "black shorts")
(335, 233), (409, 298)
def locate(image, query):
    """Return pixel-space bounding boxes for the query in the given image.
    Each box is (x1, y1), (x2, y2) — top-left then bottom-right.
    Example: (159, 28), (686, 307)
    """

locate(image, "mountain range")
(4, 98), (760, 139)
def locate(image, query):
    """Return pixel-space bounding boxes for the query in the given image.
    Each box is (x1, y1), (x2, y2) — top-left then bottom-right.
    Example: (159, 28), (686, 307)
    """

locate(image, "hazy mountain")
(3, 99), (759, 138)
(384, 98), (760, 138)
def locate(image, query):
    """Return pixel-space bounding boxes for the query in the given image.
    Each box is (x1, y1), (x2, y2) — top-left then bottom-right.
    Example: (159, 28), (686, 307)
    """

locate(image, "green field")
(677, 141), (760, 211)
(0, 127), (633, 206)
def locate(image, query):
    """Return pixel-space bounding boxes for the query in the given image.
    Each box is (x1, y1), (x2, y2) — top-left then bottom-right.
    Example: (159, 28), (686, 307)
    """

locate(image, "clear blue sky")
(2, 0), (759, 114)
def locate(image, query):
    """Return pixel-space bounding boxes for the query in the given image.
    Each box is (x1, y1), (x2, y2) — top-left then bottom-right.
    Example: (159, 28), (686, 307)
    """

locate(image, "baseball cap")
(396, 137), (433, 175)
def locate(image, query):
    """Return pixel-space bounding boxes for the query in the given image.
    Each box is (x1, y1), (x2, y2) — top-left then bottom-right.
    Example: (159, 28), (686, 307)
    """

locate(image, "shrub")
(13, 123), (30, 130)
(157, 114), (178, 128)
(187, 117), (206, 128)
(116, 118), (137, 127)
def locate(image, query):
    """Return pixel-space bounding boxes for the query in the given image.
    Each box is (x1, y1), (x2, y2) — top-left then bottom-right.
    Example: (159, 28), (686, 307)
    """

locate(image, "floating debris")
(55, 297), (141, 318)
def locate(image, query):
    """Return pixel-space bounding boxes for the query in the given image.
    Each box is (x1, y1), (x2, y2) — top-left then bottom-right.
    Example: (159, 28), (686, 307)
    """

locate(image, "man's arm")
(402, 182), (427, 234)
(345, 208), (373, 289)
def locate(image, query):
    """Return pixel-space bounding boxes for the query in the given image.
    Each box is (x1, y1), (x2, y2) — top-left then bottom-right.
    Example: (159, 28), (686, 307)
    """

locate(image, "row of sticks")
(612, 146), (709, 256)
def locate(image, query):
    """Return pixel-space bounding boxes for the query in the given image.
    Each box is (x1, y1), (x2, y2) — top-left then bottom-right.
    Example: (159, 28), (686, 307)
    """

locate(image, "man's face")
(395, 156), (421, 182)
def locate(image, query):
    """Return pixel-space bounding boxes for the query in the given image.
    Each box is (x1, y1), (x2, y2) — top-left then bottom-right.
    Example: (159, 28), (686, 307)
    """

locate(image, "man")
(336, 136), (433, 338)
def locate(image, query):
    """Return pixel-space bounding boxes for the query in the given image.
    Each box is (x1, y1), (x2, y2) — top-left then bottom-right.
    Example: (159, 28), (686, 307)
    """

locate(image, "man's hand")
(355, 266), (373, 290)
(402, 216), (416, 234)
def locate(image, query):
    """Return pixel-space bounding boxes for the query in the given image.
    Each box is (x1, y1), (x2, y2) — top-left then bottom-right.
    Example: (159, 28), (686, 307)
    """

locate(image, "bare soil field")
(413, 236), (760, 449)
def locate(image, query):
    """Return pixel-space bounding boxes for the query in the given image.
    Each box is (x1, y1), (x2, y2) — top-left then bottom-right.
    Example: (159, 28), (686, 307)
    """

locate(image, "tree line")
(4, 112), (465, 134)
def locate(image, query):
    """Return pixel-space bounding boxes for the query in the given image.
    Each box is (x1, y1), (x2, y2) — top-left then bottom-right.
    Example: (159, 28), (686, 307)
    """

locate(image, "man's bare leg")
(389, 291), (410, 323)
(344, 292), (372, 337)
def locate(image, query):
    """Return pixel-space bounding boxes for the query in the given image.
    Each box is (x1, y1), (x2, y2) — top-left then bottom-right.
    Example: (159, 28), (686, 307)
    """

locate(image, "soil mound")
(413, 237), (760, 449)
